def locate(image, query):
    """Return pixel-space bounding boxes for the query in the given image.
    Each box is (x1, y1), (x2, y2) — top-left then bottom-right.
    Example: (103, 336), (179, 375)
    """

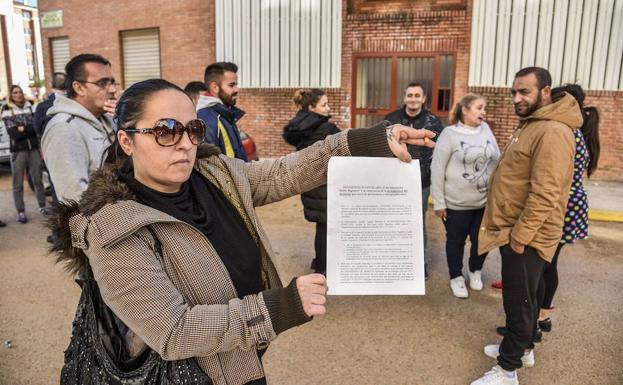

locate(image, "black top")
(282, 110), (340, 151)
(119, 167), (262, 299)
(34, 93), (56, 136)
(383, 106), (444, 187)
(282, 110), (340, 223)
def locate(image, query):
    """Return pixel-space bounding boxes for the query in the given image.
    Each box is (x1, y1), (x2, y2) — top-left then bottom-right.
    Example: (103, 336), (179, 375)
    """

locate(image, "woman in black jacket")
(283, 89), (340, 274)
(1, 85), (48, 223)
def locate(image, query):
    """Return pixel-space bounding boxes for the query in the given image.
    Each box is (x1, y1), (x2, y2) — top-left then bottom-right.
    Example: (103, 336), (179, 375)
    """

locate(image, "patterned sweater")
(431, 122), (500, 211)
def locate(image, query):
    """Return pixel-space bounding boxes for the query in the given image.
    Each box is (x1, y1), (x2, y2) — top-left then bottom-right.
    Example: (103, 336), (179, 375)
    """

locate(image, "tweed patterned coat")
(52, 125), (391, 385)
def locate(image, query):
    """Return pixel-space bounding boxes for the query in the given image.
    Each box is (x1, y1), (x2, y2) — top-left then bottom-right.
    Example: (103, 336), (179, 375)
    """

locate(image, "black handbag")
(60, 228), (213, 385)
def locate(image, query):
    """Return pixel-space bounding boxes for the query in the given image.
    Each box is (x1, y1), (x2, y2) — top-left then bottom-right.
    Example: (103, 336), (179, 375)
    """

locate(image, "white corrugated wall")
(469, 0), (623, 90)
(216, 0), (342, 88)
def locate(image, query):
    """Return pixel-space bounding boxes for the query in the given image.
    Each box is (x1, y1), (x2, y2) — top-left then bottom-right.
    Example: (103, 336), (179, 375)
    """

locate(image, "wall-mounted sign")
(40, 10), (63, 29)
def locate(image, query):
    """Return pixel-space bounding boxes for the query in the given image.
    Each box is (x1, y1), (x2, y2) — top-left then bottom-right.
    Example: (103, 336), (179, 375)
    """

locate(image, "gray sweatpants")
(11, 150), (46, 212)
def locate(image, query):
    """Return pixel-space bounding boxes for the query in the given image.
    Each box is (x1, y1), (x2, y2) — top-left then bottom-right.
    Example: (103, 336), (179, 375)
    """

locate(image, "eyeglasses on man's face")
(78, 77), (117, 89)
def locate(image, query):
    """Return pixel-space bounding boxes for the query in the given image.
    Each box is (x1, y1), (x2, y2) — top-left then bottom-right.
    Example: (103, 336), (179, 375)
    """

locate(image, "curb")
(588, 209), (623, 223)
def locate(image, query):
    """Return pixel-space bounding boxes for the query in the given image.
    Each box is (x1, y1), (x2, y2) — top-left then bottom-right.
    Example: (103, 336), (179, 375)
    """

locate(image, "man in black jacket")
(34, 72), (66, 136)
(384, 81), (443, 278)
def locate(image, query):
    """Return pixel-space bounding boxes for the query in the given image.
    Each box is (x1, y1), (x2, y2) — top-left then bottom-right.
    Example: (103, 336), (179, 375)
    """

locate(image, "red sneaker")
(491, 280), (502, 289)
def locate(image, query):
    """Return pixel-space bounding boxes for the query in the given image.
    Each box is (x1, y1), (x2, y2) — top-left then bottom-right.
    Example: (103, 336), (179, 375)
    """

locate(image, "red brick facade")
(470, 86), (623, 180)
(239, 0), (472, 157)
(39, 0), (622, 179)
(39, 0), (215, 89)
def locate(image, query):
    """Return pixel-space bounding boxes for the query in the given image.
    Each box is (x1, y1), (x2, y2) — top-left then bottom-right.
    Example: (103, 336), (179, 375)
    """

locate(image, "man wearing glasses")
(42, 54), (117, 202)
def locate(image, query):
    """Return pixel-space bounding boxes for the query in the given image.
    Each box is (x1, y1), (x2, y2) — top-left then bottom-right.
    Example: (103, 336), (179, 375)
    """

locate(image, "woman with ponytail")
(496, 83), (601, 338)
(282, 89), (340, 274)
(431, 93), (500, 298)
(537, 84), (599, 331)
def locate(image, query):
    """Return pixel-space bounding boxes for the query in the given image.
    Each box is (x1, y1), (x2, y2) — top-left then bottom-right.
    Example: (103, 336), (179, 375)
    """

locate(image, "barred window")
(353, 54), (455, 128)
(121, 29), (161, 88)
(50, 37), (70, 74)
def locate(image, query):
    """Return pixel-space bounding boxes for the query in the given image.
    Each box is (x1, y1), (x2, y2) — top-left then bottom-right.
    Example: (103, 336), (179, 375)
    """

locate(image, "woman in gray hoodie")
(431, 93), (500, 298)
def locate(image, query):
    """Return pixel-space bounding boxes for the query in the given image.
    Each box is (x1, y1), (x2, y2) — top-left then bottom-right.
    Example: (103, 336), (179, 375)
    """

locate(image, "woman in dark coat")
(1, 85), (48, 223)
(283, 89), (340, 274)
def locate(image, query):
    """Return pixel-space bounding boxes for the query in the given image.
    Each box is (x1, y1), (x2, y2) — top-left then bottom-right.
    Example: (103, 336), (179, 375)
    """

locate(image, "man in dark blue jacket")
(384, 81), (444, 278)
(34, 72), (66, 136)
(196, 62), (247, 161)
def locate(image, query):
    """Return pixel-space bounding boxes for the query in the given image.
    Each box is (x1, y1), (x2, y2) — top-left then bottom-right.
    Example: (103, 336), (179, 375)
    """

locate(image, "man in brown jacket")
(471, 67), (583, 385)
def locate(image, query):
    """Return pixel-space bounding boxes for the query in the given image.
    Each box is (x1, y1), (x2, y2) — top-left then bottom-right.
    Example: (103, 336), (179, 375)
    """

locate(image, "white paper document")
(326, 157), (425, 295)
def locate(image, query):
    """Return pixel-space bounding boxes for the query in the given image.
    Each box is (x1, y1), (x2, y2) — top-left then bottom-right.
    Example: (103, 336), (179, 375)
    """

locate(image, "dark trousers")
(498, 244), (548, 371)
(422, 186), (430, 265)
(312, 222), (327, 273)
(443, 208), (488, 279)
(541, 243), (564, 310)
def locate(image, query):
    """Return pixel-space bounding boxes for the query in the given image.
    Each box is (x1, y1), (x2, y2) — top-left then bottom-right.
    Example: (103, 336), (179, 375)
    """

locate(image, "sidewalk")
(585, 180), (623, 222)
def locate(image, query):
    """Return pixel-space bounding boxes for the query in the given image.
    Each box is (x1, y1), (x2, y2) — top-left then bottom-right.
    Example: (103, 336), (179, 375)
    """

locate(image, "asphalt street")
(0, 169), (621, 385)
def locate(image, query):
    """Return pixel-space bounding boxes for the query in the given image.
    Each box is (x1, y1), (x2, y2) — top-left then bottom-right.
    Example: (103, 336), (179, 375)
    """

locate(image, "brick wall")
(240, 0), (473, 158)
(38, 0), (473, 159)
(39, 0), (215, 88)
(37, 0), (622, 180)
(236, 88), (350, 156)
(469, 86), (623, 181)
(348, 0), (466, 14)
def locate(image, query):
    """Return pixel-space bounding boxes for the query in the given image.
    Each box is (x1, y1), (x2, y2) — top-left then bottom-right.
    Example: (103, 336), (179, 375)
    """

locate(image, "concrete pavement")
(1, 168), (622, 384)
(584, 180), (623, 222)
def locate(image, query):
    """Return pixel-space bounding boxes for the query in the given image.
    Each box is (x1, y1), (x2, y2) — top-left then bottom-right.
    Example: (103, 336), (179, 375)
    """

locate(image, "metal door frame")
(351, 52), (456, 126)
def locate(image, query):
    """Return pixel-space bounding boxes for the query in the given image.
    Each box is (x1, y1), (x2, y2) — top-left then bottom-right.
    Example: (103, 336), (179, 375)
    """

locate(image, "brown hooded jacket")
(478, 92), (583, 262)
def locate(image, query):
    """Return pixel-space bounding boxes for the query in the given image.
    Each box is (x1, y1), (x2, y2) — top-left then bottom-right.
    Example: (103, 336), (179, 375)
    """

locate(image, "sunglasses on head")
(124, 118), (206, 147)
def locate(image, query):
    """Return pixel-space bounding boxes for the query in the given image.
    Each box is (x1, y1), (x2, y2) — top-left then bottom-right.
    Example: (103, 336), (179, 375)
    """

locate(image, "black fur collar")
(48, 143), (221, 277)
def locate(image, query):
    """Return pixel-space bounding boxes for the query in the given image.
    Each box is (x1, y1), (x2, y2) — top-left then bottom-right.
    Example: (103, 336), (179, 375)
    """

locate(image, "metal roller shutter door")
(122, 29), (160, 87)
(51, 37), (69, 73)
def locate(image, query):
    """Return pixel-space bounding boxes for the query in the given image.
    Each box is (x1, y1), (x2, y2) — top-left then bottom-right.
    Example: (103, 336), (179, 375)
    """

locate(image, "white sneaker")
(470, 365), (518, 385)
(484, 344), (535, 367)
(450, 276), (469, 298)
(468, 270), (483, 290)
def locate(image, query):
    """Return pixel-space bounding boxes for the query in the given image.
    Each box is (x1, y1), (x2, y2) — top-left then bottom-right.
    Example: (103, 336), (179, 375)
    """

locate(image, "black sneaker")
(538, 318), (552, 332)
(0, 220), (6, 227)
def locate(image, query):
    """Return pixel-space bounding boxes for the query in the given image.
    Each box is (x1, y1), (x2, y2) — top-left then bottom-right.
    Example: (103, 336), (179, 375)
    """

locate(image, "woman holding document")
(431, 93), (500, 298)
(50, 78), (436, 385)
